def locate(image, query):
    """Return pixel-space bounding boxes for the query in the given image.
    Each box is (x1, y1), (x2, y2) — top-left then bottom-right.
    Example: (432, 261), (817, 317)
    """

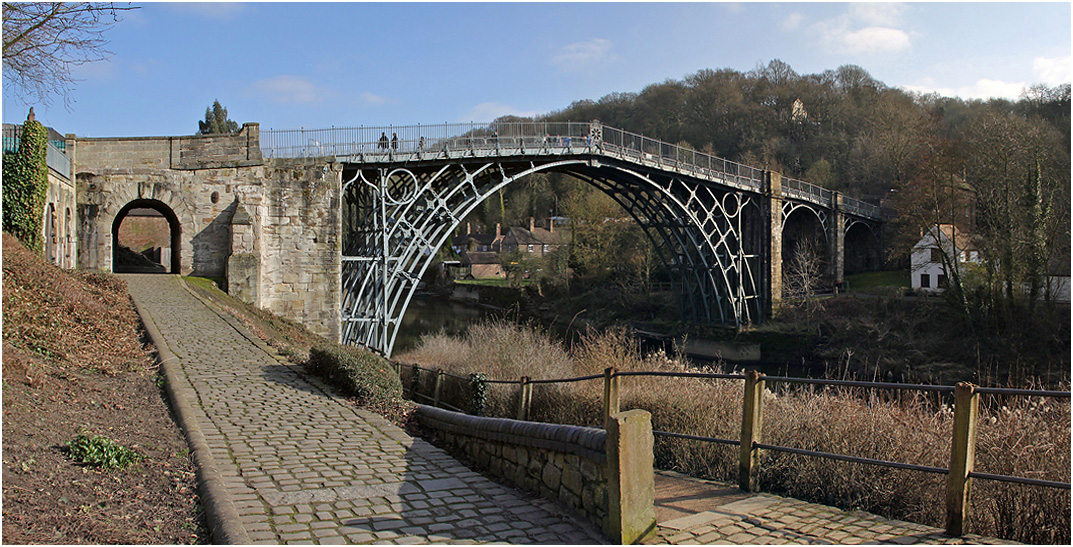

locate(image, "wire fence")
(395, 361), (1070, 536)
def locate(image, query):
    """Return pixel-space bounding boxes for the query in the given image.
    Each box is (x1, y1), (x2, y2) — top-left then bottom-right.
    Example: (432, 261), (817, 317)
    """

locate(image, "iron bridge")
(262, 122), (882, 357)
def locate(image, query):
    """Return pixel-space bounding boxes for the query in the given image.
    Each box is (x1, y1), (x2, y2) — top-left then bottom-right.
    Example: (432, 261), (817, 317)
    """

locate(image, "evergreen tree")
(198, 100), (239, 135)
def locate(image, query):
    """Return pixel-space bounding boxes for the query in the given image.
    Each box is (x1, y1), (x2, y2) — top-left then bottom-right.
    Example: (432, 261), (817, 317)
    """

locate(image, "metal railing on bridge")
(3, 125), (72, 180)
(260, 121), (880, 219)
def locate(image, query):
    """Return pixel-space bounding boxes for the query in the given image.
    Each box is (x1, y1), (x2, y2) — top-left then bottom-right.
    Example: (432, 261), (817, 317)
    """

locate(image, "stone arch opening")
(111, 199), (181, 273)
(782, 205), (830, 294)
(44, 202), (57, 264)
(844, 221), (881, 275)
(65, 207), (72, 267)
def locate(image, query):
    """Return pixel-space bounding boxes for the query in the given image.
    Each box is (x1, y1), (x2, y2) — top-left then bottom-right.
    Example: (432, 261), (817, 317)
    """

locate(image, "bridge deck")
(261, 122), (881, 221)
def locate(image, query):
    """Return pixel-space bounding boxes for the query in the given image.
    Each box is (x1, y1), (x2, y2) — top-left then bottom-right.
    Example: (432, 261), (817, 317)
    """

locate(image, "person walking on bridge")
(391, 133), (399, 151)
(378, 132), (388, 150)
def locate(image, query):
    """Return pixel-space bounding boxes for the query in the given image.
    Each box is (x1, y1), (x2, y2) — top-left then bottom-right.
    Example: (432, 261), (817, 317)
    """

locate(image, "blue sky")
(3, 2), (1070, 137)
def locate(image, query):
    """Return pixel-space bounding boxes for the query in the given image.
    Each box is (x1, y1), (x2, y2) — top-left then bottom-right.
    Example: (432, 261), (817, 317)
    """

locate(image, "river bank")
(406, 280), (1070, 387)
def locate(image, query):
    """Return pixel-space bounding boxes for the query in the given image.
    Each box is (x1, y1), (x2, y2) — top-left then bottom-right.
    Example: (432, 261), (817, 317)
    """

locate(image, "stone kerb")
(414, 405), (611, 535)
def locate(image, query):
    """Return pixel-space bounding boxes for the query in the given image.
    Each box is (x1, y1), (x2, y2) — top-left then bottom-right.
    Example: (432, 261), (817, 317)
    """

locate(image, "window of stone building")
(920, 273), (930, 288)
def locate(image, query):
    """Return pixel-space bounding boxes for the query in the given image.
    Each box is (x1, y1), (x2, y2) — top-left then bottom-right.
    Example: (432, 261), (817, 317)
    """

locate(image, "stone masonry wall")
(414, 405), (610, 531)
(44, 169), (78, 269)
(73, 128), (342, 341)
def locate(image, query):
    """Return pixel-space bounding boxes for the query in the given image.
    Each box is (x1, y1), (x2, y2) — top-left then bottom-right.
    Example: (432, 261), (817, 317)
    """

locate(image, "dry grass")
(397, 319), (1070, 544)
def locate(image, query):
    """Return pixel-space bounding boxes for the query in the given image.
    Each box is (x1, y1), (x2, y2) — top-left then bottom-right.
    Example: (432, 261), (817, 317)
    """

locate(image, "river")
(396, 293), (822, 377)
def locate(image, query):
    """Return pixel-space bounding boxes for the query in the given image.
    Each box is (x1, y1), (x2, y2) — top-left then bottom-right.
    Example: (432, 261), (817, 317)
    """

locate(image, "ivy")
(2, 117), (49, 252)
(468, 372), (488, 416)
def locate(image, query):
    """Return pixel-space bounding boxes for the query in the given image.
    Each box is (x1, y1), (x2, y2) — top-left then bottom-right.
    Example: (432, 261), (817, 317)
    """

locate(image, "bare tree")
(3, 2), (136, 107)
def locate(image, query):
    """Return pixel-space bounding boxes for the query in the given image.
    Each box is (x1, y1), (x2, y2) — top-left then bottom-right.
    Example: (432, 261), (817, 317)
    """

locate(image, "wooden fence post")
(946, 382), (980, 536)
(517, 376), (533, 421)
(433, 369), (445, 408)
(738, 370), (765, 492)
(604, 367), (620, 430)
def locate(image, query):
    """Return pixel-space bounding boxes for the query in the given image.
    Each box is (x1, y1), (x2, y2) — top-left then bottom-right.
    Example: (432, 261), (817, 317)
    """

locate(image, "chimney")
(549, 218), (554, 234)
(529, 216), (535, 232)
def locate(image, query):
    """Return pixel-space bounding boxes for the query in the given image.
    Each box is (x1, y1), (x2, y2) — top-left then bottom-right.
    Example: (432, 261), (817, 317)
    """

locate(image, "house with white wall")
(910, 224), (979, 292)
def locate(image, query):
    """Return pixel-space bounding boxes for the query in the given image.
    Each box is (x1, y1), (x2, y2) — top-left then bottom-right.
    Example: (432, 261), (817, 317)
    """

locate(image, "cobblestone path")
(127, 274), (1012, 545)
(125, 275), (606, 545)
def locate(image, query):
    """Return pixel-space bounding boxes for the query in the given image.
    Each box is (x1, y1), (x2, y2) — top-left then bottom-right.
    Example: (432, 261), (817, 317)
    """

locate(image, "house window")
(542, 245), (549, 253)
(930, 248), (943, 262)
(527, 244), (534, 253)
(920, 274), (930, 288)
(938, 275), (948, 288)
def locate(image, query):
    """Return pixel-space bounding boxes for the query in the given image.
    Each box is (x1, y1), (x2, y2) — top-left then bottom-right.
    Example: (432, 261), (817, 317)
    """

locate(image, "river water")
(395, 293), (818, 377)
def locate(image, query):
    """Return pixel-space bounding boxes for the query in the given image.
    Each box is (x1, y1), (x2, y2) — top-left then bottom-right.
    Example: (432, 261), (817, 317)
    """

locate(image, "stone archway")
(111, 199), (181, 273)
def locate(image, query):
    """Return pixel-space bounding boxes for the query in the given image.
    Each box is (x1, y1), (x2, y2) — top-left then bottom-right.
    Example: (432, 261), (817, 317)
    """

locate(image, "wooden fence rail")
(396, 362), (1070, 536)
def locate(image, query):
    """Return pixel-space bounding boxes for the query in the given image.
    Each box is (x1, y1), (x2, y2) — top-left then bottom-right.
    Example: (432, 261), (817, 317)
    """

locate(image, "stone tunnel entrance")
(111, 199), (181, 273)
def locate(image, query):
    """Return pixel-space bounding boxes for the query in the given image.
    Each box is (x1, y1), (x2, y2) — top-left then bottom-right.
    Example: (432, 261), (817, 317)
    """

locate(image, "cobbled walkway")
(127, 274), (1012, 546)
(125, 274), (606, 545)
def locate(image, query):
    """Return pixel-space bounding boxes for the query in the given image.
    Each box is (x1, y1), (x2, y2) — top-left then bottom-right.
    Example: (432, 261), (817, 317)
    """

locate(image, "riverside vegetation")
(396, 319), (1070, 544)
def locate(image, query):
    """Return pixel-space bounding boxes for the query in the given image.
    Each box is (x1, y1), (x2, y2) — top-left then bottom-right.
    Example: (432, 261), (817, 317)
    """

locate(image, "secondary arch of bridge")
(111, 198), (182, 273)
(340, 156), (766, 357)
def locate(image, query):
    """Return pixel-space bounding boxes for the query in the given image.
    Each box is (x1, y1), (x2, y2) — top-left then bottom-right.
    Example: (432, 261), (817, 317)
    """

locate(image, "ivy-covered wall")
(2, 116), (49, 251)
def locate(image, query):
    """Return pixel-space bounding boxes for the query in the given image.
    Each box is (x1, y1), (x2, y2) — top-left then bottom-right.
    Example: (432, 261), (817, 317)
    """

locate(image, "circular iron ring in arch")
(111, 198), (182, 274)
(340, 157), (766, 356)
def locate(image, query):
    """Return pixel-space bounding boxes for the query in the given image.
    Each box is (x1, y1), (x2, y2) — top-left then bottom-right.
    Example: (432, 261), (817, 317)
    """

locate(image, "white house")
(910, 224), (979, 292)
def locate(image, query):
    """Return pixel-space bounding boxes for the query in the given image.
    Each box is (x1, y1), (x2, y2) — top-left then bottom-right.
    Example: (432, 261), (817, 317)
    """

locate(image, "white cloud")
(457, 102), (540, 123)
(841, 26), (911, 54)
(781, 13), (804, 31)
(248, 76), (330, 104)
(848, 3), (906, 27)
(551, 38), (613, 71)
(902, 78), (1027, 100)
(361, 92), (389, 106)
(812, 3), (912, 55)
(1033, 56), (1072, 86)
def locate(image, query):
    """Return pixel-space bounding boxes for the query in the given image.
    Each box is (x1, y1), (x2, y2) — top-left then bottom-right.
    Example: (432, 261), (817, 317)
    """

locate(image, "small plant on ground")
(67, 432), (143, 470)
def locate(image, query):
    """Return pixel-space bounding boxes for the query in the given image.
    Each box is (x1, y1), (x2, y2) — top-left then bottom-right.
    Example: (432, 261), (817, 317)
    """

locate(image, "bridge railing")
(397, 361), (1070, 538)
(3, 124), (72, 179)
(261, 121), (879, 218)
(782, 175), (833, 204)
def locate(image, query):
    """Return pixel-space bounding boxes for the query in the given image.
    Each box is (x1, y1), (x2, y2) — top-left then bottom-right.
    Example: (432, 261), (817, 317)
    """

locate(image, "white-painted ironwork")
(265, 121), (881, 356)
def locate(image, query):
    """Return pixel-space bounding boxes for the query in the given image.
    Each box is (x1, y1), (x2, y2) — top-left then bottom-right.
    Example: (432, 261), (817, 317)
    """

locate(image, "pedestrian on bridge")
(379, 132), (388, 150)
(391, 133), (398, 151)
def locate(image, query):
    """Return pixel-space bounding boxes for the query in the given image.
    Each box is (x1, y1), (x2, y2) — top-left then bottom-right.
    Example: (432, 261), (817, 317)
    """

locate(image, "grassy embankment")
(396, 319), (1070, 544)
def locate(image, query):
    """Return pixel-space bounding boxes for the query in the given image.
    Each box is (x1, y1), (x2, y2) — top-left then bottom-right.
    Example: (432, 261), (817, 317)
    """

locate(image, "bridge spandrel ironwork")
(264, 122), (882, 357)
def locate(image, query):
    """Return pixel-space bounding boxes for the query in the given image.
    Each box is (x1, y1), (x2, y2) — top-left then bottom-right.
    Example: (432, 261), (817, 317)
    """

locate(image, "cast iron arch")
(340, 157), (764, 356)
(111, 198), (182, 273)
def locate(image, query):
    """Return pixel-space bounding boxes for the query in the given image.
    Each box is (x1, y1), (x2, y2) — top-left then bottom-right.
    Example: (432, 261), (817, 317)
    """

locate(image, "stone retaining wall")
(414, 405), (611, 531)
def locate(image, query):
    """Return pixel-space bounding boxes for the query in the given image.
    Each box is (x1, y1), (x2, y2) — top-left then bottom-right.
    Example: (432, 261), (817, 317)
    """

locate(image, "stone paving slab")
(645, 473), (1013, 545)
(125, 274), (606, 545)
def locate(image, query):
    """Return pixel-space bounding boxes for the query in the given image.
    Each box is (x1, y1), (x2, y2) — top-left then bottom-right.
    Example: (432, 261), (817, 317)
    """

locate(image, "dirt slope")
(2, 232), (206, 544)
